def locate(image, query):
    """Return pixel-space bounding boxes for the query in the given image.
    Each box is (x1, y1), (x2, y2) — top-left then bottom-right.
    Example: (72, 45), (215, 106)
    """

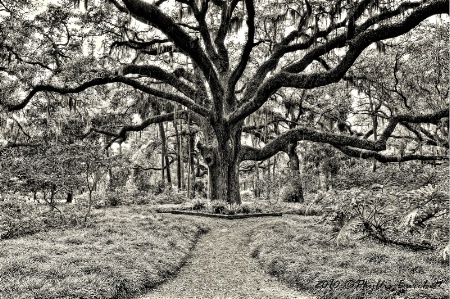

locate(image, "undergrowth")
(0, 201), (95, 240)
(248, 217), (449, 299)
(162, 199), (323, 216)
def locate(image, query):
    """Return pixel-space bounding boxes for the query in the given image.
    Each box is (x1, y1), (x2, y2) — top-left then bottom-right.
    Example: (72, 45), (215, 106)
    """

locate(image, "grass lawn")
(248, 215), (448, 299)
(0, 205), (209, 299)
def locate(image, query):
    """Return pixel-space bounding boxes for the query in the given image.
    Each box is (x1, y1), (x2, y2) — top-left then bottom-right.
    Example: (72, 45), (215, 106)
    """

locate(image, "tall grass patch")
(248, 216), (448, 299)
(0, 205), (208, 299)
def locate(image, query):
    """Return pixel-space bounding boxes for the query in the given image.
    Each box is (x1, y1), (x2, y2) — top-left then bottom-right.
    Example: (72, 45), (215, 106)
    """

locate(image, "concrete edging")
(157, 210), (282, 219)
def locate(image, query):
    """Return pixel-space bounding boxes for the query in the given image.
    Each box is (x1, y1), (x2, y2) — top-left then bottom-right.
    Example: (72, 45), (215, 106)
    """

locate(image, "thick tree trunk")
(200, 124), (242, 204)
(208, 155), (241, 203)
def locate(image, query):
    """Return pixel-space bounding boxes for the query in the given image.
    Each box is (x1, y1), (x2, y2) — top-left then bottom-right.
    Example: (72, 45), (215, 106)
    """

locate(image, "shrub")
(279, 177), (304, 203)
(317, 183), (449, 249)
(154, 189), (188, 204)
(239, 189), (254, 201)
(236, 203), (252, 214)
(191, 199), (206, 211)
(285, 204), (323, 216)
(209, 200), (228, 214)
(192, 181), (206, 192)
(154, 180), (166, 195)
(131, 196), (150, 205)
(0, 201), (91, 240)
(106, 195), (122, 207)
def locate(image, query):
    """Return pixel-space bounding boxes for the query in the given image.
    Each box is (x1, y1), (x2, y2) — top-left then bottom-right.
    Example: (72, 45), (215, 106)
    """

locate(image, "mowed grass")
(248, 216), (448, 299)
(0, 205), (209, 299)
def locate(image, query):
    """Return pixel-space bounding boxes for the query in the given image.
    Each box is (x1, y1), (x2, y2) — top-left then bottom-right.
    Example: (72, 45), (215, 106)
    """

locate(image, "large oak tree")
(0, 0), (448, 203)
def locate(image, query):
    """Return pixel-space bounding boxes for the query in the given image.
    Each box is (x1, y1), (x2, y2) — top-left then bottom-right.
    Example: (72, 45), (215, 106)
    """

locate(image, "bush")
(209, 200), (228, 214)
(191, 199), (206, 211)
(279, 176), (304, 203)
(285, 204), (323, 216)
(154, 189), (188, 204)
(106, 194), (122, 207)
(235, 203), (252, 214)
(0, 201), (90, 240)
(132, 195), (154, 205)
(315, 182), (449, 249)
(239, 189), (254, 201)
(334, 162), (447, 191)
(192, 181), (206, 192)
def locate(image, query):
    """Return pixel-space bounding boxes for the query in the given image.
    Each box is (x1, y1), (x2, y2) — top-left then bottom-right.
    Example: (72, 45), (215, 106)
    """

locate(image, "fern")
(335, 217), (366, 246)
(399, 208), (420, 233)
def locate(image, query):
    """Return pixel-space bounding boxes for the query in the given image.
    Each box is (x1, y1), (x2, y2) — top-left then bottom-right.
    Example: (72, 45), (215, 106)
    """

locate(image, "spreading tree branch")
(5, 76), (210, 117)
(240, 107), (449, 161)
(334, 146), (448, 163)
(120, 0), (224, 108)
(230, 0), (448, 124)
(83, 111), (187, 148)
(227, 0), (255, 103)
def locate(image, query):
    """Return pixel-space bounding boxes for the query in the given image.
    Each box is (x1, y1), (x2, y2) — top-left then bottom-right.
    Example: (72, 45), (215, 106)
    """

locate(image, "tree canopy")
(0, 0), (448, 203)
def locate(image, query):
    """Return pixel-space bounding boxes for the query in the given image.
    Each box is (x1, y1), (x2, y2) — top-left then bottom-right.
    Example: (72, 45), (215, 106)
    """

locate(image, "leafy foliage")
(0, 200), (92, 240)
(0, 143), (112, 198)
(317, 171), (448, 250)
(279, 173), (304, 203)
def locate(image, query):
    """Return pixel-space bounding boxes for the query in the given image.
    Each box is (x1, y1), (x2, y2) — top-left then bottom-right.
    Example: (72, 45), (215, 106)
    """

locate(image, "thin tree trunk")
(369, 88), (378, 172)
(187, 135), (192, 198)
(66, 192), (73, 203)
(50, 185), (56, 210)
(174, 116), (182, 190)
(158, 122), (171, 185)
(272, 154), (277, 180)
(180, 113), (184, 189)
(105, 138), (114, 191)
(254, 160), (260, 198)
(251, 134), (260, 198)
(84, 190), (93, 223)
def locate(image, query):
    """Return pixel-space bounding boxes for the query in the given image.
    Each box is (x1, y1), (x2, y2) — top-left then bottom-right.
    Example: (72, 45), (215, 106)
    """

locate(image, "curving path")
(138, 215), (312, 299)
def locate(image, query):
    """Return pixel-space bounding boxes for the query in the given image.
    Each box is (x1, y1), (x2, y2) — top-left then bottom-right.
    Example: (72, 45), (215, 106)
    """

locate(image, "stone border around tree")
(156, 210), (282, 219)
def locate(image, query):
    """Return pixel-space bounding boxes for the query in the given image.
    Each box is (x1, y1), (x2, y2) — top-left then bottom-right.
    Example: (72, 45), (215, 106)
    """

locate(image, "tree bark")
(199, 124), (242, 204)
(66, 192), (73, 203)
(369, 91), (378, 172)
(158, 121), (171, 185)
(283, 143), (304, 203)
(251, 133), (260, 198)
(174, 117), (182, 190)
